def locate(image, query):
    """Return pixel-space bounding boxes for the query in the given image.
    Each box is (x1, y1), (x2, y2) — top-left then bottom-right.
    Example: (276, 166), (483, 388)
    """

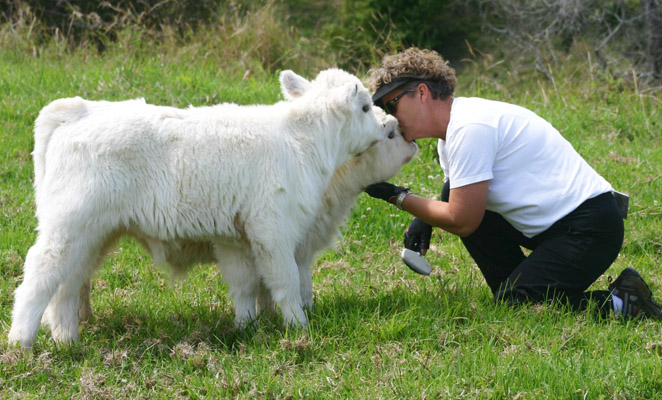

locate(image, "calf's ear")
(280, 70), (311, 100)
(329, 83), (362, 110)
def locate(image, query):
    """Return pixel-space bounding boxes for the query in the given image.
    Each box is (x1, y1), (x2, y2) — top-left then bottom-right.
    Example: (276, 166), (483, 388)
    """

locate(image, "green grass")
(1, 32), (662, 399)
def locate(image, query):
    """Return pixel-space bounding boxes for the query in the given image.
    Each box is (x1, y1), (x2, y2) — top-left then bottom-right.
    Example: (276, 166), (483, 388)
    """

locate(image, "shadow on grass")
(28, 280), (475, 357)
(9, 277), (612, 361)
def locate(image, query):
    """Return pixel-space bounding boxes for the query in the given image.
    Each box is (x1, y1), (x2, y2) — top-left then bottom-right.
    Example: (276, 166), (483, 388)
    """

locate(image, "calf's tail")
(32, 96), (88, 190)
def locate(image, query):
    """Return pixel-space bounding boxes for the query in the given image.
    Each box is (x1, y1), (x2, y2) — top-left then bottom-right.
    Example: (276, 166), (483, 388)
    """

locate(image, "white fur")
(77, 107), (416, 319)
(8, 69), (385, 348)
(259, 107), (418, 311)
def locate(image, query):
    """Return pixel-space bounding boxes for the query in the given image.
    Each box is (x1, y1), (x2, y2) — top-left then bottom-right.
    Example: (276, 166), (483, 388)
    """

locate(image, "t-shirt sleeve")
(447, 123), (496, 188)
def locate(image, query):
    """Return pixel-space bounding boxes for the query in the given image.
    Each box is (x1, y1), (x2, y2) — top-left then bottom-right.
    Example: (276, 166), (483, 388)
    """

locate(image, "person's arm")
(401, 180), (489, 237)
(366, 180), (489, 237)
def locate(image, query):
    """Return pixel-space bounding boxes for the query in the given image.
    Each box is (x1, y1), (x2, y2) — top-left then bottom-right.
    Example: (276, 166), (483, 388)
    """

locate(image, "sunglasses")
(383, 90), (412, 115)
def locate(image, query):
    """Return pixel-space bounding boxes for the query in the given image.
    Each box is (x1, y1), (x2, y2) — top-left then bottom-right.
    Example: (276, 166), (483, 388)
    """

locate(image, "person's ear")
(418, 83), (429, 103)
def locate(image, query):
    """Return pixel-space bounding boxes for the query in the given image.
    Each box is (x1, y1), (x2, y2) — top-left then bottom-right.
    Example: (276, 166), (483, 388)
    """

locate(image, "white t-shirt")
(437, 97), (613, 237)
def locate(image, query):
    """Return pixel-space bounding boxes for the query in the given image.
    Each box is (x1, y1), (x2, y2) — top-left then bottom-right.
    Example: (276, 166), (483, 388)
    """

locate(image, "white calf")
(8, 68), (385, 347)
(77, 108), (417, 320)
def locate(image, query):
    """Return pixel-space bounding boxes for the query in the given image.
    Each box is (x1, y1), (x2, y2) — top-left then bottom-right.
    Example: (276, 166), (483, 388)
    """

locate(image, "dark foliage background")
(1, 0), (660, 81)
(0, 0), (484, 66)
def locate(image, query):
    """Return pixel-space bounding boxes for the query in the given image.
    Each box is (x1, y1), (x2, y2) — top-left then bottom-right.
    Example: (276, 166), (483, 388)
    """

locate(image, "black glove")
(404, 218), (432, 254)
(365, 182), (408, 204)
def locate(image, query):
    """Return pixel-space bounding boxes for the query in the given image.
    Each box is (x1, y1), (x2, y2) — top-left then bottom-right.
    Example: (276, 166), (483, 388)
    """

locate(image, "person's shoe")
(609, 267), (662, 320)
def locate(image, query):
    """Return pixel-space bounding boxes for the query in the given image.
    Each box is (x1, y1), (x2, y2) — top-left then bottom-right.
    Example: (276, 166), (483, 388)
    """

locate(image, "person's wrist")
(394, 191), (409, 210)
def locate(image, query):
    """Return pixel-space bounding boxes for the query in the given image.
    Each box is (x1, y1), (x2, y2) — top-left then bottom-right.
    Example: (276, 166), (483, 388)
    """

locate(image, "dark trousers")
(441, 181), (624, 314)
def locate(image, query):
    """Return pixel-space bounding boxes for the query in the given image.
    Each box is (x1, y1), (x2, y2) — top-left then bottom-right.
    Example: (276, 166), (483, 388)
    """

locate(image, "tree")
(470, 0), (662, 82)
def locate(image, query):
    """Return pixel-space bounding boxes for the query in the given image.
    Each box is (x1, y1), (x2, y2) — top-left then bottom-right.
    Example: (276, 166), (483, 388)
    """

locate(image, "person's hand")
(364, 182), (408, 204)
(404, 218), (432, 255)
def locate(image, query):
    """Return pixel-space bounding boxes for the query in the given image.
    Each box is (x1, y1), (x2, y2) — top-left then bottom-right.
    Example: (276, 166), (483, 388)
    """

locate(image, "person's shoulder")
(456, 96), (519, 110)
(451, 97), (505, 127)
(456, 97), (543, 122)
(453, 97), (508, 115)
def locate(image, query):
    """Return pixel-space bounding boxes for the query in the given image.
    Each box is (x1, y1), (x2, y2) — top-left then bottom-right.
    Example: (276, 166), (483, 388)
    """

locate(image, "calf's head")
(280, 69), (386, 164)
(345, 107), (418, 187)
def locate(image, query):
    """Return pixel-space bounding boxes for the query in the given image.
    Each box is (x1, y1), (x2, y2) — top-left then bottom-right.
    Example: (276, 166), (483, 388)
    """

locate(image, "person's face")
(380, 86), (425, 142)
(381, 89), (412, 115)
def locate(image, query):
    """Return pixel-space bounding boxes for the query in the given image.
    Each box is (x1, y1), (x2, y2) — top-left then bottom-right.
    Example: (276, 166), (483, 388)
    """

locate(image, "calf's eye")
(388, 131), (395, 139)
(362, 105), (371, 113)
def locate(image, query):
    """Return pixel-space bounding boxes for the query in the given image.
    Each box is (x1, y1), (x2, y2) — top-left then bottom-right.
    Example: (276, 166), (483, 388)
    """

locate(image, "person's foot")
(609, 267), (662, 320)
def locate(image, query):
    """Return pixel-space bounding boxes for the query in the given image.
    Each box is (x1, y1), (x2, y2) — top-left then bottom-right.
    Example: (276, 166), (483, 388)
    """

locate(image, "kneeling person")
(365, 47), (662, 319)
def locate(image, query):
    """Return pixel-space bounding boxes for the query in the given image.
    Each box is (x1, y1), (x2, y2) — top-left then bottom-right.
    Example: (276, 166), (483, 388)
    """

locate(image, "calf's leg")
(9, 229), (105, 347)
(253, 244), (307, 327)
(215, 244), (260, 328)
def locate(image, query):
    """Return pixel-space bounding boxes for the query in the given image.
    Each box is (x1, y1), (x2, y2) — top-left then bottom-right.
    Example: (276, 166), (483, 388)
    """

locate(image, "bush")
(470, 0), (662, 83)
(0, 0), (335, 76)
(0, 0), (228, 34)
(0, 0), (484, 73)
(367, 0), (483, 63)
(308, 0), (483, 71)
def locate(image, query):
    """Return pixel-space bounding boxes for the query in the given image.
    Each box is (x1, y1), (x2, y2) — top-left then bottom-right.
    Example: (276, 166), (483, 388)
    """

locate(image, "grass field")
(1, 30), (662, 399)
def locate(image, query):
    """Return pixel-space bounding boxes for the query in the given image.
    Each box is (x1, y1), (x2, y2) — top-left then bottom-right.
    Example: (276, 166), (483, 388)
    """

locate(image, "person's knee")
(494, 279), (536, 307)
(494, 290), (530, 308)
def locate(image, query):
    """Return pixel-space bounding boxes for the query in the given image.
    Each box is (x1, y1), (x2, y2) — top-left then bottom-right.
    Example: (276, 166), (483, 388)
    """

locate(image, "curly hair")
(368, 47), (457, 99)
